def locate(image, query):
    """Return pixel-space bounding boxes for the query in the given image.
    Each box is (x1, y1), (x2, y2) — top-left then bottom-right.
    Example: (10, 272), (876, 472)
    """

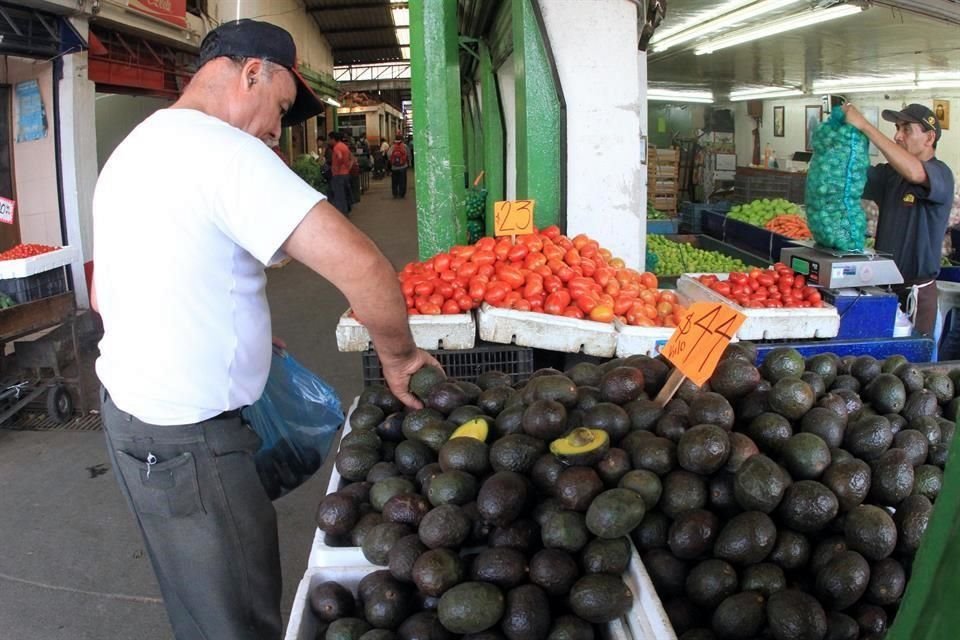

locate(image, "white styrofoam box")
(614, 320), (676, 358)
(0, 245), (78, 279)
(677, 274), (840, 340)
(624, 543), (678, 640)
(477, 303), (618, 357)
(336, 309), (477, 352)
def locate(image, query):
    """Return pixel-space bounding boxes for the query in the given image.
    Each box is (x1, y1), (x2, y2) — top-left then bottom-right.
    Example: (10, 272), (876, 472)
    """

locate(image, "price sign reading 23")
(663, 302), (746, 387)
(494, 200), (535, 236)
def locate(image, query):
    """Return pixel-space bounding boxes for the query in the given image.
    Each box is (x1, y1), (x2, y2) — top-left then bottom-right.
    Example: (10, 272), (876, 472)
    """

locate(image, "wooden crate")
(648, 147), (680, 215)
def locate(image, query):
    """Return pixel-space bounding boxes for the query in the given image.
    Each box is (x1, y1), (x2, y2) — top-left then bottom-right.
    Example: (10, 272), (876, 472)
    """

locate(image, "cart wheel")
(46, 384), (74, 423)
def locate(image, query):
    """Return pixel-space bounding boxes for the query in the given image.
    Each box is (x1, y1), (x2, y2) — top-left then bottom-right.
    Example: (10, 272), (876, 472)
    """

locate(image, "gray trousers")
(101, 388), (282, 640)
(329, 175), (351, 215)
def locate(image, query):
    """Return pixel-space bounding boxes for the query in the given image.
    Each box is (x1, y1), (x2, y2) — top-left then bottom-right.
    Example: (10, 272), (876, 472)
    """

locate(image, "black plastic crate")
(0, 267), (67, 304)
(362, 342), (534, 387)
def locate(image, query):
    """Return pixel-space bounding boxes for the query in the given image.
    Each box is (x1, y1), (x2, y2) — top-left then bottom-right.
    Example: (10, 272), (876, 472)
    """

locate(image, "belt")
(212, 408), (244, 421)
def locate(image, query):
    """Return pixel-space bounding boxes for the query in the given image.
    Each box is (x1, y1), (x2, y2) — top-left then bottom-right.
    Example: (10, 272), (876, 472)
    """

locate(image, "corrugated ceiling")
(306, 0), (404, 66)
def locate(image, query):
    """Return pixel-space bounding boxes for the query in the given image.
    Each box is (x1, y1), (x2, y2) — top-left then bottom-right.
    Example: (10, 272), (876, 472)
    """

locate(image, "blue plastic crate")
(647, 219), (679, 234)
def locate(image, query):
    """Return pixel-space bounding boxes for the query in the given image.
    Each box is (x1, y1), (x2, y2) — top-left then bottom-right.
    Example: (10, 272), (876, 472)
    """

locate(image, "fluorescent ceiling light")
(651, 0), (806, 53)
(917, 80), (960, 89)
(729, 87), (803, 101)
(814, 74), (914, 92)
(647, 89), (714, 104)
(324, 97), (341, 108)
(695, 4), (864, 55)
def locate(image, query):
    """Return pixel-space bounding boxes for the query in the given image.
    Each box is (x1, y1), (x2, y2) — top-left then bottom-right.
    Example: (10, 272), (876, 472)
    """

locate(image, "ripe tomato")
(484, 282), (512, 306)
(589, 305), (614, 323)
(507, 243), (529, 262)
(413, 281), (435, 297)
(497, 266), (525, 290)
(563, 306), (585, 319)
(441, 299), (461, 314)
(524, 252), (547, 271)
(541, 225), (562, 240)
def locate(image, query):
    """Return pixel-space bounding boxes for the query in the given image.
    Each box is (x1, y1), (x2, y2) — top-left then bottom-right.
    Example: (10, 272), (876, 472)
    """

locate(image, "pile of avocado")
(315, 348), (954, 640)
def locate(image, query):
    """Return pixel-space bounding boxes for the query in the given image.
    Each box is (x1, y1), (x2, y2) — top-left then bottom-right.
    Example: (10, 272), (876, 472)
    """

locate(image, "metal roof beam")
(323, 24), (409, 34)
(335, 45), (403, 53)
(310, 2), (407, 12)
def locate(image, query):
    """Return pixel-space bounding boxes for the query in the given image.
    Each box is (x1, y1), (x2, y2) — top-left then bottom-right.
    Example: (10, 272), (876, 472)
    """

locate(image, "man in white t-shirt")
(92, 20), (438, 640)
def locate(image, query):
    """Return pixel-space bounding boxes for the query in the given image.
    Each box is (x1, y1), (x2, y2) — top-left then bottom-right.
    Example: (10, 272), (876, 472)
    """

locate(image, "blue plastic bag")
(243, 348), (344, 498)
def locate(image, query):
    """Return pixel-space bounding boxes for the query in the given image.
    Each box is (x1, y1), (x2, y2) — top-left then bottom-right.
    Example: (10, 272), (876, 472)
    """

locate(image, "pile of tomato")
(697, 263), (825, 309)
(397, 227), (684, 327)
(0, 243), (59, 261)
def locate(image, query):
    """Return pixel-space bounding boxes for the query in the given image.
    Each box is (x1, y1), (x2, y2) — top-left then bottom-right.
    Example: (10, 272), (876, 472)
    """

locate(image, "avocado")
(490, 434), (546, 474)
(853, 603), (887, 636)
(902, 389), (939, 422)
(866, 557), (906, 606)
(447, 406), (485, 428)
(710, 358), (762, 400)
(531, 498), (564, 529)
(629, 436), (677, 476)
(677, 424), (731, 475)
(388, 534), (427, 582)
(566, 409), (584, 430)
(401, 410), (446, 441)
(766, 590), (827, 640)
(494, 406), (526, 439)
(477, 370), (513, 390)
(398, 611), (455, 640)
(596, 448), (631, 486)
(568, 573), (633, 623)
(530, 454), (565, 494)
(583, 402), (631, 442)
(660, 470), (708, 518)
(424, 382), (470, 416)
(632, 511), (670, 551)
(912, 463), (942, 502)
(850, 355), (882, 385)
(894, 362), (925, 393)
(376, 413), (407, 443)
(489, 517), (540, 552)
(824, 612), (859, 640)
(566, 362), (603, 387)
(817, 392), (850, 424)
(768, 530), (811, 571)
(664, 598), (701, 636)
(911, 415), (943, 446)
(554, 466), (604, 512)
(477, 471), (529, 527)
(350, 512), (385, 547)
(844, 505), (897, 560)
(580, 536), (631, 575)
(541, 510), (590, 552)
(769, 377), (816, 421)
(666, 395), (691, 416)
(869, 448), (915, 505)
(723, 340), (758, 363)
(624, 355), (669, 393)
(575, 386), (602, 412)
(810, 537), (848, 574)
(668, 509), (720, 559)
(800, 407), (847, 448)
(342, 429), (384, 451)
(762, 347), (805, 382)
(310, 580), (356, 622)
(337, 446), (382, 482)
(741, 563), (786, 597)
(613, 473), (658, 513)
(778, 480), (839, 533)
(655, 413), (690, 443)
(711, 591), (766, 639)
(412, 547), (465, 597)
(722, 433), (759, 474)
(684, 558), (737, 608)
(469, 547), (528, 589)
(893, 429), (929, 466)
(438, 582), (506, 634)
(821, 459), (872, 512)
(414, 423), (457, 453)
(316, 493), (361, 536)
(736, 389), (772, 426)
(352, 404), (387, 431)
(708, 472), (738, 517)
(410, 366), (446, 401)
(546, 616), (594, 640)
(439, 437), (490, 476)
(327, 617), (372, 640)
(807, 353), (839, 387)
(713, 511), (777, 564)
(815, 550), (870, 610)
(478, 387), (517, 417)
(394, 440), (437, 476)
(366, 462), (401, 483)
(361, 384), (405, 414)
(864, 373), (907, 414)
(928, 442), (951, 467)
(599, 367), (645, 405)
(456, 381), (483, 405)
(365, 581), (415, 629)
(643, 548), (689, 598)
(801, 372), (826, 398)
(529, 548), (580, 596)
(427, 471), (479, 507)
(501, 585), (550, 640)
(619, 429), (654, 455)
(415, 463), (444, 494)
(924, 372), (955, 403)
(523, 375), (579, 408)
(370, 477), (416, 511)
(360, 629), (397, 640)
(586, 488), (646, 539)
(746, 412), (794, 455)
(831, 374), (861, 393)
(688, 393), (735, 430)
(781, 433), (832, 480)
(623, 398), (665, 431)
(363, 522), (414, 566)
(734, 454), (790, 513)
(843, 415), (893, 461)
(521, 399), (568, 441)
(419, 504), (472, 549)
(833, 388), (864, 419)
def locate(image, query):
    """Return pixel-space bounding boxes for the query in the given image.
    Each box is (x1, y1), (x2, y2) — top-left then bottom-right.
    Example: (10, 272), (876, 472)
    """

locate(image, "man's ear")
(242, 58), (263, 90)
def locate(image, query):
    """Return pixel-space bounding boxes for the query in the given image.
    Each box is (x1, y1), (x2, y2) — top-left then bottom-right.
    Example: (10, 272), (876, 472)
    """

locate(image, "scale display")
(780, 245), (903, 289)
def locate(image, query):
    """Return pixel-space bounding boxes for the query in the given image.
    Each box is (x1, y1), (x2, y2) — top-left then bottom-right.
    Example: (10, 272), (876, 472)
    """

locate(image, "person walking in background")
(329, 131), (353, 215)
(389, 135), (410, 198)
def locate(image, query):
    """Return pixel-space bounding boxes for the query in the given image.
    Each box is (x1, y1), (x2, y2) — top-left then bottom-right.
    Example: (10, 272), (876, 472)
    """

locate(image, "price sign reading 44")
(494, 200), (535, 237)
(663, 302), (746, 387)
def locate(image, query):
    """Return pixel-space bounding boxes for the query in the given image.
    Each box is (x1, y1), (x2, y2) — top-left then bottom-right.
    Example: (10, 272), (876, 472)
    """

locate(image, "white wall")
(95, 93), (173, 170)
(538, 0), (645, 268)
(498, 54), (517, 200)
(733, 91), (960, 173)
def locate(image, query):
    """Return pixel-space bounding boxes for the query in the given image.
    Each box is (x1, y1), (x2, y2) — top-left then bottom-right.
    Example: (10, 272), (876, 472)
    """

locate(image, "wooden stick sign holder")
(653, 301), (747, 408)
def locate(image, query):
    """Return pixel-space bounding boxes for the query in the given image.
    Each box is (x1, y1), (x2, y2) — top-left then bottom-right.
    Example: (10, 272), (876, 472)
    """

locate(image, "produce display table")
(753, 334), (935, 363)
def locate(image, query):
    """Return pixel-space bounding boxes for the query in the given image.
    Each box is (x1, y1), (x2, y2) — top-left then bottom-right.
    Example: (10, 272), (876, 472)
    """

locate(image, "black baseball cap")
(198, 19), (324, 126)
(882, 103), (942, 143)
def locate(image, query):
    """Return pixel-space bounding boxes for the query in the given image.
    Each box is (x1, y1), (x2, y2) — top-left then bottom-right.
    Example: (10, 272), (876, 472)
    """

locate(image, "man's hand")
(842, 103), (869, 131)
(379, 348), (444, 410)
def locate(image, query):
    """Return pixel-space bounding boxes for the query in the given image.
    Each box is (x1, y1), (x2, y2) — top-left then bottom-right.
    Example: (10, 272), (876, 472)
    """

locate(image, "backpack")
(390, 144), (407, 168)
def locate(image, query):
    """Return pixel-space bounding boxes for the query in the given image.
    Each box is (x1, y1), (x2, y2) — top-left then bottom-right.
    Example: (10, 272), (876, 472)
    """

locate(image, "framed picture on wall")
(773, 106), (785, 137)
(805, 105), (822, 151)
(934, 99), (950, 130)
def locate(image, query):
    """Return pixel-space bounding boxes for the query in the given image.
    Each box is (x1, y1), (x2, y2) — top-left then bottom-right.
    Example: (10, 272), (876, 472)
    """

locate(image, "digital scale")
(780, 243), (904, 289)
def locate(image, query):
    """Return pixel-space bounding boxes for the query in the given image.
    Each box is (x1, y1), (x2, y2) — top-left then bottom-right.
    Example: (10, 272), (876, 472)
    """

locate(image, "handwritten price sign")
(0, 197), (14, 225)
(494, 200), (535, 237)
(662, 302), (746, 387)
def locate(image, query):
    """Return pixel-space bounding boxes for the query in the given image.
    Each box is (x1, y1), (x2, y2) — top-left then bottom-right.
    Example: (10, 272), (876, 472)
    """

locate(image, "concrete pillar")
(537, 0), (646, 268)
(58, 42), (96, 309)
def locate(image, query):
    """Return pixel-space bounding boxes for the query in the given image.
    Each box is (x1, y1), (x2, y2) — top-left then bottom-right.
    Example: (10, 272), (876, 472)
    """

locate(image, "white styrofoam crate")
(614, 320), (676, 358)
(0, 245), (78, 279)
(677, 274), (840, 340)
(624, 542), (678, 640)
(477, 303), (618, 357)
(336, 309), (477, 352)
(285, 565), (376, 640)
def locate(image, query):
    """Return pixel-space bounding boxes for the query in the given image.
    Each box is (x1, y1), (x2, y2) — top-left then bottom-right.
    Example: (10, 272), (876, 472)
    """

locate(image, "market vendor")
(92, 19), (438, 640)
(843, 102), (954, 336)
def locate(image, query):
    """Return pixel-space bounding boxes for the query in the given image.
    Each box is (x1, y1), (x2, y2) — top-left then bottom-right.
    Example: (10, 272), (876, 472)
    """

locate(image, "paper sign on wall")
(0, 198), (16, 225)
(15, 80), (47, 143)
